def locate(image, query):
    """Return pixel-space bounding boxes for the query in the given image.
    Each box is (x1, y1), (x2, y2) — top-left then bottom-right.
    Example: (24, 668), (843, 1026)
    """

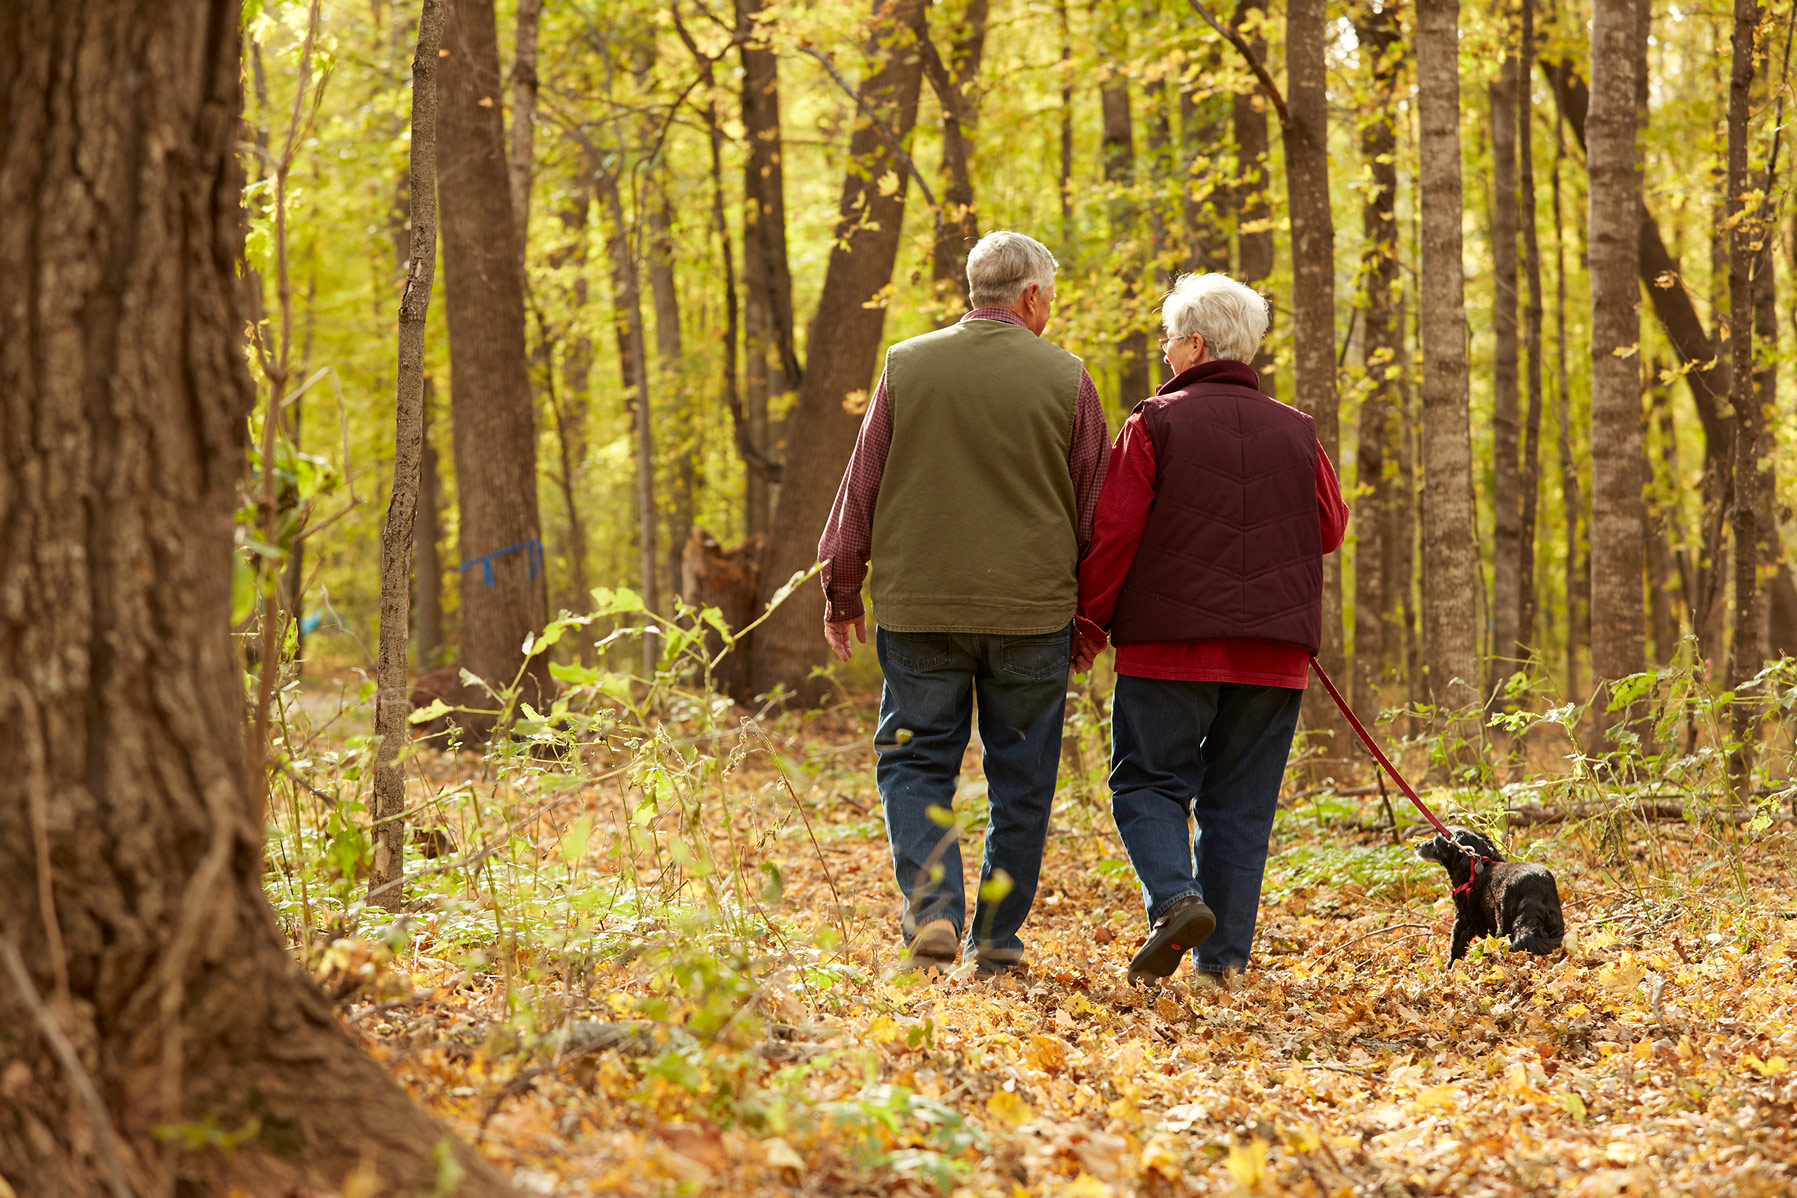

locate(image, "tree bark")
(1100, 20), (1151, 405)
(925, 0), (989, 316)
(1415, 0), (1481, 707)
(1727, 0), (1761, 781)
(549, 186), (594, 617)
(1059, 0), (1076, 246)
(1517, 0), (1547, 668)
(1549, 60), (1585, 695)
(415, 377), (447, 665)
(440, 0), (550, 718)
(507, 0), (541, 248)
(1231, 0), (1276, 396)
(1751, 238), (1777, 664)
(371, 0), (447, 910)
(1285, 0), (1347, 751)
(1586, 0), (1646, 694)
(1354, 1), (1403, 709)
(1646, 373), (1684, 662)
(645, 172), (695, 608)
(0, 2), (514, 1191)
(1490, 43), (1523, 691)
(737, 0), (797, 539)
(750, 0), (929, 699)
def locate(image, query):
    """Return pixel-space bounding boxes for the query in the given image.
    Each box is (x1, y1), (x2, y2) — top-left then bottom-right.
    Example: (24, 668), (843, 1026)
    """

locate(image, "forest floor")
(279, 672), (1797, 1197)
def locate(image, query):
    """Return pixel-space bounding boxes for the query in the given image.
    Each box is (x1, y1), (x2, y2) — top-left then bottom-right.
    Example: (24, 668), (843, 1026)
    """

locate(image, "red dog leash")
(1307, 655), (1492, 897)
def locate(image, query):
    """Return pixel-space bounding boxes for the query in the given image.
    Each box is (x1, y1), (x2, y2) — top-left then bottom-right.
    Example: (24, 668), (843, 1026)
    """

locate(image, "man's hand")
(1071, 633), (1101, 674)
(824, 616), (867, 663)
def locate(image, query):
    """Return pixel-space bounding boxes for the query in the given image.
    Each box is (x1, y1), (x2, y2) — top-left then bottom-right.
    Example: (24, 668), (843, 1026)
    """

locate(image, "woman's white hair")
(1160, 272), (1269, 364)
(965, 230), (1058, 309)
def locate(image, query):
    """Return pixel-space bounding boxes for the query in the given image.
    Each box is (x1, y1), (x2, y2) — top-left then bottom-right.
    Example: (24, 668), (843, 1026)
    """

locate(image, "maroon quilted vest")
(1110, 360), (1323, 650)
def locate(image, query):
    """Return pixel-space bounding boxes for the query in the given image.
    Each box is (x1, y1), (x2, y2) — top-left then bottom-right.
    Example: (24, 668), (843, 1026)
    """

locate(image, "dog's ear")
(1451, 827), (1503, 860)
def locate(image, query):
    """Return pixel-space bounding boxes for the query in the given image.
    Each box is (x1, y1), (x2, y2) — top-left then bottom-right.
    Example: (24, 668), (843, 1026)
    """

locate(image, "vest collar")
(1157, 358), (1262, 396)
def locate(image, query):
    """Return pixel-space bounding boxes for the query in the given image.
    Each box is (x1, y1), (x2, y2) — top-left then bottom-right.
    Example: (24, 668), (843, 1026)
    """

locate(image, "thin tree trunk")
(1059, 0), (1076, 246)
(1354, 1), (1403, 709)
(1100, 20), (1151, 404)
(1727, 0), (1761, 783)
(1517, 0), (1547, 667)
(1646, 372), (1682, 662)
(1285, 0), (1347, 751)
(507, 0), (540, 248)
(1232, 0), (1276, 395)
(550, 186), (593, 615)
(641, 146), (691, 605)
(750, 0), (930, 699)
(737, 0), (796, 538)
(1586, 0), (1647, 696)
(440, 0), (550, 719)
(1752, 239), (1777, 665)
(1490, 43), (1523, 691)
(1416, 0), (1481, 707)
(371, 0), (447, 909)
(1549, 60), (1584, 695)
(925, 0), (989, 315)
(0, 1), (513, 1190)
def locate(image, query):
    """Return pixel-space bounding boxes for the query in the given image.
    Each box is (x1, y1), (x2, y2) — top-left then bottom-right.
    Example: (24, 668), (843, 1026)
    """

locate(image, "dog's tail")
(1509, 900), (1565, 955)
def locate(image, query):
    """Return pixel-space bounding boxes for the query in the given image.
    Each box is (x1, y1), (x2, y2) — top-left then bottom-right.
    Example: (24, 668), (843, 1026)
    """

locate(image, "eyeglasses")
(1158, 335), (1193, 350)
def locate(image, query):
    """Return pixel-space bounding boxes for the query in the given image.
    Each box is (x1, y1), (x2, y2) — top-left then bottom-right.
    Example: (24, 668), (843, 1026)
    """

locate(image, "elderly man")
(817, 230), (1109, 973)
(1076, 272), (1349, 985)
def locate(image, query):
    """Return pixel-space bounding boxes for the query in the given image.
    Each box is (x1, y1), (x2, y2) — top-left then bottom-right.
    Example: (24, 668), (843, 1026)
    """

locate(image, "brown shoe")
(903, 919), (961, 970)
(1128, 896), (1215, 984)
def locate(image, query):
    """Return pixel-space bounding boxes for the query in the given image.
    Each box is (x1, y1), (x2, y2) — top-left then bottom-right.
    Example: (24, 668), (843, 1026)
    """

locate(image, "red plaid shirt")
(818, 307), (1111, 622)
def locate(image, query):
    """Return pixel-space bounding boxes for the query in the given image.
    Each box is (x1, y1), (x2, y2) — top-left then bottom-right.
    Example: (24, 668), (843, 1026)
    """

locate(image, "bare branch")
(1185, 0), (1293, 131)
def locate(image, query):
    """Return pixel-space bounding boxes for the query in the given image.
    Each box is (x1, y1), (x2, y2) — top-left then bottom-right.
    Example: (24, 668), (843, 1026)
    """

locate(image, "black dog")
(1416, 826), (1565, 962)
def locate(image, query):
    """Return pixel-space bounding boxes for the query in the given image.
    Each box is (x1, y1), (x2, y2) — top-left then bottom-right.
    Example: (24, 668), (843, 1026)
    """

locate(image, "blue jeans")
(1109, 675), (1304, 974)
(874, 623), (1071, 960)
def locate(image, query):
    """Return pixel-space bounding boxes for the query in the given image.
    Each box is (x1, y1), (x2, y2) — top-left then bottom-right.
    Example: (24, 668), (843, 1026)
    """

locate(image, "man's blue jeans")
(1109, 675), (1304, 975)
(874, 623), (1071, 961)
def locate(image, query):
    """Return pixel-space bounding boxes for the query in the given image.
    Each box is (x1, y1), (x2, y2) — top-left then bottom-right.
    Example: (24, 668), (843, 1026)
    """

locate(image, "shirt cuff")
(1076, 614), (1109, 651)
(825, 593), (866, 623)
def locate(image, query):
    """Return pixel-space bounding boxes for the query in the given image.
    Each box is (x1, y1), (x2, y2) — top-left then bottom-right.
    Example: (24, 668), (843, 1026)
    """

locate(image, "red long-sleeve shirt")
(1076, 408), (1350, 688)
(817, 307), (1111, 622)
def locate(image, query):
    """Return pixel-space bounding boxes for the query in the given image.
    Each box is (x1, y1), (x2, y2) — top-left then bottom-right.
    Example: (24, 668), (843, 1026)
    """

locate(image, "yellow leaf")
(1413, 1085), (1459, 1115)
(841, 388), (870, 415)
(876, 169), (901, 196)
(1140, 1132), (1183, 1179)
(1025, 1033), (1068, 1074)
(1742, 1052), (1790, 1076)
(986, 1089), (1034, 1129)
(1225, 1137), (1268, 1188)
(1597, 956), (1646, 995)
(761, 1136), (804, 1175)
(477, 95), (495, 108)
(1064, 1175), (1113, 1198)
(865, 1015), (902, 1045)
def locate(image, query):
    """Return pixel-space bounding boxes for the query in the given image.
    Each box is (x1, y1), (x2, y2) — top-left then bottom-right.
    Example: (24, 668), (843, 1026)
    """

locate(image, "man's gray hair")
(1160, 272), (1269, 364)
(966, 230), (1058, 309)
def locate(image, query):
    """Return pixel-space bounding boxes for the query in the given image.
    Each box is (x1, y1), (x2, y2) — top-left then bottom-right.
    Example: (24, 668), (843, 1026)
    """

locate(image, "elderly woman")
(1074, 272), (1349, 985)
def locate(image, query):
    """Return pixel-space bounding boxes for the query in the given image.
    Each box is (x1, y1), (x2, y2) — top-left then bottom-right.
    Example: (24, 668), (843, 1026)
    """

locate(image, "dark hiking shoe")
(903, 919), (961, 970)
(1128, 896), (1216, 985)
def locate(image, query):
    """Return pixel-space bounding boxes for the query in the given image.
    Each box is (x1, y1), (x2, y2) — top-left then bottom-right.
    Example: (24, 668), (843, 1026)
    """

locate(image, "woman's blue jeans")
(1109, 675), (1304, 974)
(873, 623), (1071, 962)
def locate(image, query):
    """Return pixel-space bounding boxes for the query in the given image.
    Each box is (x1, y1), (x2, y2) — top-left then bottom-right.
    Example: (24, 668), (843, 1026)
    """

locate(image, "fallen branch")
(1501, 800), (1796, 826)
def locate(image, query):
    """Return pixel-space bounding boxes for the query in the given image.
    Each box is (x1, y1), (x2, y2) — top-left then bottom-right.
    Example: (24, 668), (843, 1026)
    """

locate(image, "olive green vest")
(870, 318), (1084, 634)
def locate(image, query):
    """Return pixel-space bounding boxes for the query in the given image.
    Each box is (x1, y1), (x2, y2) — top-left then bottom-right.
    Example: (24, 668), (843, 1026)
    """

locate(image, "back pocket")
(882, 631), (954, 673)
(999, 629), (1071, 682)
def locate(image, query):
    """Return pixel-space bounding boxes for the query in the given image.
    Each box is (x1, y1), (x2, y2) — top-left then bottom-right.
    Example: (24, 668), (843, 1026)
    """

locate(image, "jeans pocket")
(883, 632), (953, 673)
(999, 629), (1071, 682)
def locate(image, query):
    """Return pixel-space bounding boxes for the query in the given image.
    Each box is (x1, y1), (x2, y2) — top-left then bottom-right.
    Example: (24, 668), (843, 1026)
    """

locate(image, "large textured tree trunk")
(1354, 1), (1403, 710)
(737, 0), (797, 540)
(1415, 0), (1481, 707)
(440, 0), (550, 717)
(1489, 45), (1523, 691)
(1726, 0), (1761, 780)
(1285, 0), (1346, 754)
(1100, 20), (1151, 405)
(415, 379), (447, 665)
(1232, 0), (1276, 395)
(645, 172), (694, 608)
(1516, 0), (1547, 667)
(0, 3), (513, 1192)
(1549, 61), (1586, 695)
(750, 0), (929, 699)
(925, 0), (990, 315)
(1586, 0), (1647, 694)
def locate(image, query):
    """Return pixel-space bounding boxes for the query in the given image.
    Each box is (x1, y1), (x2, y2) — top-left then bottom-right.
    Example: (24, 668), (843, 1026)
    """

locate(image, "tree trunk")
(1752, 238), (1777, 665)
(1059, 0), (1076, 246)
(1490, 44), (1523, 691)
(1285, 0), (1347, 753)
(1549, 60), (1585, 695)
(925, 0), (989, 316)
(645, 175), (695, 609)
(0, 2), (514, 1191)
(1354, 1), (1403, 710)
(737, 0), (797, 539)
(371, 0), (447, 911)
(415, 377), (447, 665)
(1232, 0), (1276, 396)
(1586, 0), (1647, 695)
(750, 0), (929, 699)
(507, 0), (541, 247)
(1100, 21), (1151, 405)
(1516, 0), (1547, 667)
(1645, 374), (1683, 663)
(1727, 0), (1761, 780)
(1415, 0), (1481, 707)
(550, 186), (594, 617)
(440, 0), (550, 717)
